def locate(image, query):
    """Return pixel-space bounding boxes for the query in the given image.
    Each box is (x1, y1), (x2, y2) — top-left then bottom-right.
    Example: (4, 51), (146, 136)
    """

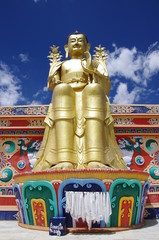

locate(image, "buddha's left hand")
(81, 51), (94, 75)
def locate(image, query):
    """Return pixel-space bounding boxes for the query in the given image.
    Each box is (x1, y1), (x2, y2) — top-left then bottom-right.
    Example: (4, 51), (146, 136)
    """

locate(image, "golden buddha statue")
(33, 32), (127, 171)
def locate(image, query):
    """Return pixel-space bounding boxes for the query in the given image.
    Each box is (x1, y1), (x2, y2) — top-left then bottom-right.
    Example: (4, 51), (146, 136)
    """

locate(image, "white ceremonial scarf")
(65, 191), (112, 230)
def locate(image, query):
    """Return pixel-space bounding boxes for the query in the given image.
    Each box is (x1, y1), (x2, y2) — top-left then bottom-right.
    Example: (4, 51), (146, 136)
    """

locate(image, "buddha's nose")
(75, 38), (78, 44)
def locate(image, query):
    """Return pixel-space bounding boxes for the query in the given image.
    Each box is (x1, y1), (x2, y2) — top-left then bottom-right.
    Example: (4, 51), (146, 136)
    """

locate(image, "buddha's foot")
(77, 164), (86, 169)
(51, 162), (75, 170)
(32, 165), (41, 172)
(33, 161), (51, 172)
(87, 161), (112, 169)
(109, 158), (127, 170)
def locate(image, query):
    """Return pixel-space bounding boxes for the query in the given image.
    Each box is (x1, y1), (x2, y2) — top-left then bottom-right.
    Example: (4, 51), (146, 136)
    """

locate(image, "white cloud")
(0, 62), (25, 106)
(113, 83), (140, 104)
(107, 46), (142, 83)
(143, 50), (159, 79)
(33, 88), (43, 98)
(33, 85), (49, 102)
(33, 0), (47, 3)
(43, 86), (48, 92)
(30, 100), (42, 105)
(107, 42), (159, 104)
(33, 89), (41, 98)
(19, 53), (29, 63)
(110, 78), (120, 90)
(107, 42), (159, 86)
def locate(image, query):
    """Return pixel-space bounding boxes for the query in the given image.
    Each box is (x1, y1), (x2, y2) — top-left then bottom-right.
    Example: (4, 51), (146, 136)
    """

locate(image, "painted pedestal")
(13, 169), (149, 232)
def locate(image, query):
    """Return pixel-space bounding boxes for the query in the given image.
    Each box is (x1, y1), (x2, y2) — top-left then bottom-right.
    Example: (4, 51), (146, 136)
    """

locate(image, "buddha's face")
(67, 34), (88, 58)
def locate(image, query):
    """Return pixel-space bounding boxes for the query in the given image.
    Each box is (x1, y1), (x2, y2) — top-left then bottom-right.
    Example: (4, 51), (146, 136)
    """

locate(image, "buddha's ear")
(86, 43), (91, 51)
(64, 44), (68, 58)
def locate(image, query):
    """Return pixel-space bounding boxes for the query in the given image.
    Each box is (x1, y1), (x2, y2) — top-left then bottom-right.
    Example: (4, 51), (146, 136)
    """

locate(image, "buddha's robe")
(34, 59), (126, 170)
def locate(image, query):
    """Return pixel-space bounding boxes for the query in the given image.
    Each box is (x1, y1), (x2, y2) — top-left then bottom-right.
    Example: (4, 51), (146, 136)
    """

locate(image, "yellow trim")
(14, 169), (149, 183)
(146, 203), (159, 208)
(0, 206), (18, 211)
(31, 199), (47, 227)
(118, 196), (134, 227)
(0, 195), (16, 198)
(148, 192), (159, 195)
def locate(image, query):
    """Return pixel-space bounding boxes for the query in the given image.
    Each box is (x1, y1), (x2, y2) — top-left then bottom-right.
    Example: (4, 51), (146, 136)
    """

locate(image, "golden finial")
(93, 45), (108, 62)
(48, 45), (62, 65)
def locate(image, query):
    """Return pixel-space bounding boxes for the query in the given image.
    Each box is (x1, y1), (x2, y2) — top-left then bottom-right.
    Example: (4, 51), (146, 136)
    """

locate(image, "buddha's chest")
(60, 59), (88, 89)
(61, 59), (84, 74)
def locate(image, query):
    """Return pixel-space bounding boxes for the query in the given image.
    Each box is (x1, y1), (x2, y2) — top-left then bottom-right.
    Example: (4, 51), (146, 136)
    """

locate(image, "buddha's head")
(65, 31), (90, 59)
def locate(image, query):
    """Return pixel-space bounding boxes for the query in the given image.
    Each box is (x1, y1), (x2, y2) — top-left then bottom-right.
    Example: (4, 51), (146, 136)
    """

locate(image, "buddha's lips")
(73, 44), (81, 49)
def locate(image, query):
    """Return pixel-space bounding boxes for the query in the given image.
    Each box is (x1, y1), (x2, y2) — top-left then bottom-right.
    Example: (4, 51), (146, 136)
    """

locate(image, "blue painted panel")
(0, 211), (17, 220)
(137, 181), (150, 224)
(145, 208), (159, 219)
(58, 178), (106, 228)
(13, 184), (27, 224)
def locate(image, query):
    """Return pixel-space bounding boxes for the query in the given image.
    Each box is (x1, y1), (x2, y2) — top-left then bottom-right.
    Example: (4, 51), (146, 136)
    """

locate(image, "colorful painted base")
(13, 169), (149, 231)
(18, 222), (145, 233)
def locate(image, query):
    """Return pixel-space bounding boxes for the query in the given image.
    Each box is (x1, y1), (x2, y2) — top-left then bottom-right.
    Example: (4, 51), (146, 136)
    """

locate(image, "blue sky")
(0, 0), (159, 106)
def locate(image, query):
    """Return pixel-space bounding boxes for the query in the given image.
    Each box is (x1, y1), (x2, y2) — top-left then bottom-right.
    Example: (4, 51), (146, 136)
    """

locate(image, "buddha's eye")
(78, 39), (84, 43)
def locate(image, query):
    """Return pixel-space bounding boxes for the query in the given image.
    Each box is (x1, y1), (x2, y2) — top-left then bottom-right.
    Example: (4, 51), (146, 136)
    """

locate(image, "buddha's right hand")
(81, 52), (94, 75)
(52, 78), (62, 85)
(84, 51), (92, 68)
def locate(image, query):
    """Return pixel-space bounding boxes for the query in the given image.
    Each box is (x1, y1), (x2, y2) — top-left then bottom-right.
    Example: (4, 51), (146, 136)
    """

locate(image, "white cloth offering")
(65, 191), (112, 229)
